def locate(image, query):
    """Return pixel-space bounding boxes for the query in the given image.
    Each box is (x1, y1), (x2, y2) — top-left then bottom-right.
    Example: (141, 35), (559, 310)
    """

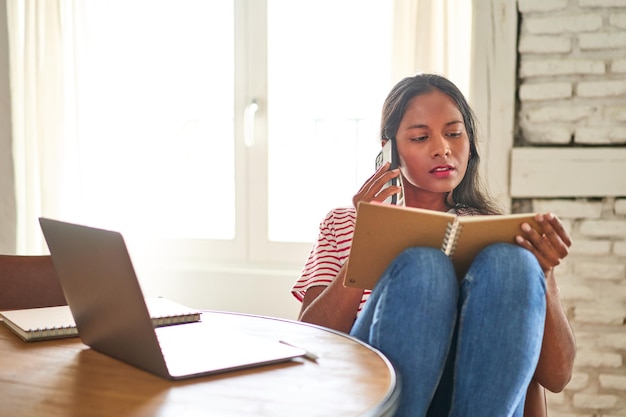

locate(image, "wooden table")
(0, 311), (399, 417)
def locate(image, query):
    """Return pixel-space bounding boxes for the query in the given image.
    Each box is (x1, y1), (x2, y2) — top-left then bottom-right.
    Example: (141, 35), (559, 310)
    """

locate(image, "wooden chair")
(0, 255), (67, 310)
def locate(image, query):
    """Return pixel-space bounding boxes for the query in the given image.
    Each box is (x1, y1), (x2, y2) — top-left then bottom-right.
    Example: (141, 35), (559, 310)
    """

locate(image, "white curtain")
(392, 0), (473, 98)
(7, 0), (82, 254)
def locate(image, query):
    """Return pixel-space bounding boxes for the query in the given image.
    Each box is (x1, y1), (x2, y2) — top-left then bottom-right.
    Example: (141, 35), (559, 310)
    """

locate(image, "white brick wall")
(600, 374), (626, 390)
(575, 127), (626, 145)
(518, 36), (572, 54)
(532, 197), (626, 415)
(524, 14), (602, 35)
(518, 2), (626, 415)
(519, 82), (572, 101)
(579, 0), (626, 7)
(612, 13), (626, 29)
(579, 220), (626, 238)
(519, 126), (571, 144)
(518, 0), (568, 13)
(520, 59), (605, 77)
(518, 2), (626, 147)
(579, 32), (626, 50)
(577, 80), (626, 98)
(532, 200), (603, 218)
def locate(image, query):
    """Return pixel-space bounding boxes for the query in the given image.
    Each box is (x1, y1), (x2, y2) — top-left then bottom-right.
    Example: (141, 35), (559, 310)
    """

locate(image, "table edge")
(202, 310), (401, 417)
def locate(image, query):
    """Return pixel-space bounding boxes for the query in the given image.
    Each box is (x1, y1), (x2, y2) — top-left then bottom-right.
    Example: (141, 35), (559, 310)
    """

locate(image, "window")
(78, 1), (236, 242)
(267, 1), (392, 243)
(70, 0), (393, 265)
(11, 1), (473, 269)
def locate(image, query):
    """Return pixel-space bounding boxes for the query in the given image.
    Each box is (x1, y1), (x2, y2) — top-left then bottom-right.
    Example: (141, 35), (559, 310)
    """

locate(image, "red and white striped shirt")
(291, 207), (371, 314)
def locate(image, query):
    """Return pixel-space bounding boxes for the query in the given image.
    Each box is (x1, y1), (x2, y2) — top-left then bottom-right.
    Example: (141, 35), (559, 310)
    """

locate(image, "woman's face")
(395, 90), (470, 202)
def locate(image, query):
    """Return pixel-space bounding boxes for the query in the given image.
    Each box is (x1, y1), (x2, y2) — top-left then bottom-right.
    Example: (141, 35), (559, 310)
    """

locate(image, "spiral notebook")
(0, 297), (202, 342)
(344, 202), (540, 290)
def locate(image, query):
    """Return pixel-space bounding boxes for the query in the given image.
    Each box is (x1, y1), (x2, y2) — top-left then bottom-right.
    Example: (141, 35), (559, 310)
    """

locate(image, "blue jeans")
(350, 244), (546, 417)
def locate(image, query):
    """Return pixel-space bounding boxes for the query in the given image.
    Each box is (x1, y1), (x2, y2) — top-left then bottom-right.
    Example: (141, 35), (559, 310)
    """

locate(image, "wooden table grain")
(0, 311), (399, 417)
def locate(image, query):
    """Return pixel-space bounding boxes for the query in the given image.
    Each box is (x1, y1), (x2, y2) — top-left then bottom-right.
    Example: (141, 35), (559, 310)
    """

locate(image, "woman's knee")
(398, 246), (449, 264)
(480, 243), (541, 273)
(469, 243), (545, 295)
(383, 247), (457, 295)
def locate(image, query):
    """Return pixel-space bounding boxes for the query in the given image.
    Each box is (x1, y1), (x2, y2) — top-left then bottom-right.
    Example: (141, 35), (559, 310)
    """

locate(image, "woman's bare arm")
(517, 213), (576, 392)
(533, 269), (576, 392)
(299, 162), (399, 333)
(298, 264), (364, 334)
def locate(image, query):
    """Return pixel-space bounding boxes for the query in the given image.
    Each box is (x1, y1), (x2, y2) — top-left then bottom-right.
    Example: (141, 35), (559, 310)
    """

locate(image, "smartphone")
(375, 140), (404, 206)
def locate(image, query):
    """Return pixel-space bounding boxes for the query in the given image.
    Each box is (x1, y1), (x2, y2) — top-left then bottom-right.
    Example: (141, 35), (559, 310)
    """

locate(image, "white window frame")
(237, 0), (314, 265)
(130, 0), (332, 268)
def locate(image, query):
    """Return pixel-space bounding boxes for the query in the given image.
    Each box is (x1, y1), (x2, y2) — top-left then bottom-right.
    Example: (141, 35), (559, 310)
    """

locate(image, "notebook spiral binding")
(441, 219), (462, 257)
(32, 325), (77, 339)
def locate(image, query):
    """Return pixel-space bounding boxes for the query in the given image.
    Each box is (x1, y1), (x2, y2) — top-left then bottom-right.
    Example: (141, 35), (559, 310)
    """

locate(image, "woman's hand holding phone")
(352, 162), (402, 208)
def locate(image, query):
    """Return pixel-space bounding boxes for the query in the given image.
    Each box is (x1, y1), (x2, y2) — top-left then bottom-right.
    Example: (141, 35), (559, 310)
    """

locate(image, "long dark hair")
(380, 73), (501, 215)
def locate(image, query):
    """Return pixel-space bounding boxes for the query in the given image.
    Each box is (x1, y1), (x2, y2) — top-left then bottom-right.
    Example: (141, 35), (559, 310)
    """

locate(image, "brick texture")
(518, 4), (626, 149)
(518, 1), (626, 415)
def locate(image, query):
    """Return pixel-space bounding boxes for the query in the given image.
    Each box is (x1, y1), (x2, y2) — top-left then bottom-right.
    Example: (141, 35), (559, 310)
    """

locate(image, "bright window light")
(78, 0), (235, 239)
(267, 0), (393, 242)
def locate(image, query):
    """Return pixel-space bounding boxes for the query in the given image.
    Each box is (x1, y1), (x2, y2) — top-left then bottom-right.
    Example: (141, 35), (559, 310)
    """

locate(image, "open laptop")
(39, 217), (306, 380)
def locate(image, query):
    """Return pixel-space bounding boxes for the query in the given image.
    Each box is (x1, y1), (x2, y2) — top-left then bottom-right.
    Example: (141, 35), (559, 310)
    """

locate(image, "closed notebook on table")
(344, 202), (541, 290)
(0, 297), (202, 342)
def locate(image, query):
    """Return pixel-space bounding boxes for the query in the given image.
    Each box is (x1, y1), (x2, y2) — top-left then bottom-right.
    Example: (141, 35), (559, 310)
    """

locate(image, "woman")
(291, 74), (575, 416)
